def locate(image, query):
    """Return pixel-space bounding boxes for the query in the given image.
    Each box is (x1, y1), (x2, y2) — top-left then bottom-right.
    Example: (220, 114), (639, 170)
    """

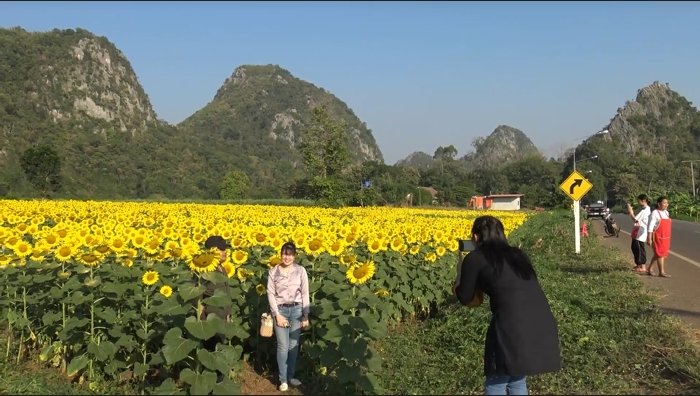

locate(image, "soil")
(240, 361), (304, 395)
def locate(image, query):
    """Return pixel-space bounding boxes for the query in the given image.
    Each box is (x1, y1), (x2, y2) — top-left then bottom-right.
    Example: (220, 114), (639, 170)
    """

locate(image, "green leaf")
(180, 368), (217, 395)
(155, 297), (191, 317)
(152, 378), (183, 395)
(197, 348), (230, 373)
(95, 307), (118, 324)
(101, 281), (128, 295)
(321, 321), (344, 343)
(320, 346), (342, 367)
(337, 298), (355, 311)
(336, 363), (362, 383)
(340, 336), (367, 362)
(162, 328), (198, 365)
(180, 285), (206, 302)
(213, 377), (241, 395)
(66, 355), (89, 377)
(184, 315), (219, 340)
(42, 311), (61, 326)
(134, 362), (149, 377)
(202, 289), (232, 308)
(348, 316), (369, 332)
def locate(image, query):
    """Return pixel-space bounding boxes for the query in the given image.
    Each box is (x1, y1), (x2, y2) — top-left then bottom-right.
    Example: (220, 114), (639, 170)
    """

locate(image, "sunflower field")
(0, 200), (528, 394)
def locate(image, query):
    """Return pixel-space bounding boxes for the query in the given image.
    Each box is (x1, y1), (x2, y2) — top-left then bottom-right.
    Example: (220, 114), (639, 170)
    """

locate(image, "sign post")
(559, 170), (594, 254)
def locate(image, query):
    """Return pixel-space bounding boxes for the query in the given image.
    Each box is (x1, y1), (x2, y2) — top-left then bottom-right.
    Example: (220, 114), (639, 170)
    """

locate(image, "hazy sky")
(3, 1), (700, 164)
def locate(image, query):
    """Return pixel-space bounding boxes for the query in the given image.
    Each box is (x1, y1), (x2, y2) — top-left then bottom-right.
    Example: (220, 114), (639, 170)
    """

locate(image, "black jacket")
(456, 248), (561, 376)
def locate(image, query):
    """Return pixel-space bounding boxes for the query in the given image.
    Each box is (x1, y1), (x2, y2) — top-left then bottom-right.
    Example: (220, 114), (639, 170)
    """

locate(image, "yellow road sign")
(559, 170), (593, 201)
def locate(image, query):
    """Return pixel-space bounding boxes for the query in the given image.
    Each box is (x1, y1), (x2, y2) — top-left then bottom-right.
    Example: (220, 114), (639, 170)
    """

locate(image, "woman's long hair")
(471, 215), (536, 279)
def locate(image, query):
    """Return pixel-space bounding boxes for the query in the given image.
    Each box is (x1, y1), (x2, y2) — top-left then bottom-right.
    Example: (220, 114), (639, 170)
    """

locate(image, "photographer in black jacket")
(454, 216), (561, 395)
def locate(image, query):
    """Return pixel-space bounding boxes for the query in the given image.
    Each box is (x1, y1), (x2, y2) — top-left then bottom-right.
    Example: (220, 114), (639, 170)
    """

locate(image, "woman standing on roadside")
(266, 242), (310, 392)
(646, 196), (672, 277)
(454, 215), (561, 395)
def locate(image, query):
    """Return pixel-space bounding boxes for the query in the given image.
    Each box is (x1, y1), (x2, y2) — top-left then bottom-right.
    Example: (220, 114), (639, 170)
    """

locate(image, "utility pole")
(681, 160), (700, 198)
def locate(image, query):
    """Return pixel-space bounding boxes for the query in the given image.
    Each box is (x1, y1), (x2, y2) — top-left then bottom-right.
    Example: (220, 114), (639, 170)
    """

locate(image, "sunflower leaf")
(162, 327), (198, 365)
(180, 285), (206, 302)
(213, 377), (240, 396)
(184, 315), (218, 340)
(66, 355), (89, 377)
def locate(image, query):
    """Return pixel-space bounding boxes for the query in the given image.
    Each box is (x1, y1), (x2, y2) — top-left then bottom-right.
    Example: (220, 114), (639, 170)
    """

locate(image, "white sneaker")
(279, 382), (288, 391)
(289, 378), (302, 386)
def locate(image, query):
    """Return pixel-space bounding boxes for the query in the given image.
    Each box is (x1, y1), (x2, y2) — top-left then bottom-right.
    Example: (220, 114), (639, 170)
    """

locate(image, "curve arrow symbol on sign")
(569, 179), (583, 194)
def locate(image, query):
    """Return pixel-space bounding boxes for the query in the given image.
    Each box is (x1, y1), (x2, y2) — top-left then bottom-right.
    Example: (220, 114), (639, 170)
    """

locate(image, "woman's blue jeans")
(274, 305), (302, 384)
(485, 375), (528, 395)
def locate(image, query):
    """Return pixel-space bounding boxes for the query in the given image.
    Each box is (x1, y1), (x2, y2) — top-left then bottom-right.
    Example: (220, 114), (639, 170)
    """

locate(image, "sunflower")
(144, 238), (161, 255)
(231, 250), (248, 265)
(306, 237), (324, 256)
(237, 267), (252, 282)
(77, 253), (102, 267)
(12, 241), (32, 258)
(0, 255), (11, 267)
(425, 252), (437, 263)
(54, 245), (74, 262)
(159, 285), (173, 298)
(346, 260), (376, 285)
(367, 238), (382, 254)
(436, 246), (447, 257)
(374, 288), (390, 298)
(266, 256), (282, 268)
(142, 270), (159, 286)
(222, 262), (235, 278)
(95, 244), (111, 255)
(255, 283), (266, 296)
(110, 236), (127, 252)
(389, 237), (405, 252)
(340, 253), (356, 265)
(326, 240), (344, 256)
(409, 245), (421, 255)
(188, 252), (220, 273)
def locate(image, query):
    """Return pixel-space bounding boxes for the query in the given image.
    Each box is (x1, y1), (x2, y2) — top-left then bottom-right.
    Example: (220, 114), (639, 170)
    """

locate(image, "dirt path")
(592, 219), (700, 342)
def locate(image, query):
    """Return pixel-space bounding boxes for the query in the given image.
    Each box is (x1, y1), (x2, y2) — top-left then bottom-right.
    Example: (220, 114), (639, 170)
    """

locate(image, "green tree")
(299, 106), (351, 204)
(20, 145), (62, 196)
(219, 170), (251, 199)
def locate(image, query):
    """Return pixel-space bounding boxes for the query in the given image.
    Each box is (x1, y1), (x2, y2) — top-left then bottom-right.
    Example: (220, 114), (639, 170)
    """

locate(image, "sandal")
(659, 273), (671, 278)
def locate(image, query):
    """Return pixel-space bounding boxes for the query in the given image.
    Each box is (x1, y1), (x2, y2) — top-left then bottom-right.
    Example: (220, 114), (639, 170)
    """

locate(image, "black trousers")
(631, 239), (647, 265)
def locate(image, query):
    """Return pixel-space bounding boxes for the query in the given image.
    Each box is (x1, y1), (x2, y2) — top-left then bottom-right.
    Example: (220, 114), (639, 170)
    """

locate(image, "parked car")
(586, 202), (609, 219)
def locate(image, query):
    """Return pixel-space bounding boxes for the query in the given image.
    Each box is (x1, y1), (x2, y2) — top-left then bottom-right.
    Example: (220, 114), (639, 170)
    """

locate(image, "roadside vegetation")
(375, 210), (700, 395)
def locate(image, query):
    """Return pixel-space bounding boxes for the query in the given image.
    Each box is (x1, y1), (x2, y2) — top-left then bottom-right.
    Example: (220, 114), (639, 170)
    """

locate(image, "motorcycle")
(603, 212), (620, 237)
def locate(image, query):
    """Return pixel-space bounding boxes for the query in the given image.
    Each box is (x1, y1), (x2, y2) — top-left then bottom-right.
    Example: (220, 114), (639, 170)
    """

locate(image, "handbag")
(259, 313), (274, 338)
(631, 225), (640, 239)
(467, 289), (484, 308)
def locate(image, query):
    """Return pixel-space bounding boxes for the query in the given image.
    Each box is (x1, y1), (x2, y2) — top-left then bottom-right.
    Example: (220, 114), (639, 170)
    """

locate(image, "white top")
(648, 209), (670, 234)
(633, 206), (651, 242)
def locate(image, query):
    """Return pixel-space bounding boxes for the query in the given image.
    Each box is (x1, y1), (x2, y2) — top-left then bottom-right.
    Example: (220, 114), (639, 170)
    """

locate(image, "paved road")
(592, 214), (700, 338)
(610, 213), (700, 268)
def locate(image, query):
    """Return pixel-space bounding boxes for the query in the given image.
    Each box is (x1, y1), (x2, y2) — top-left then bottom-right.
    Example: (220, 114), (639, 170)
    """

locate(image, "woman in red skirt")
(646, 196), (672, 277)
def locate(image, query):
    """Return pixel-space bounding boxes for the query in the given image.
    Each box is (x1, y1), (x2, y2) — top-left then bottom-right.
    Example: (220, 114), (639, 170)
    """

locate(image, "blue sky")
(3, 1), (700, 164)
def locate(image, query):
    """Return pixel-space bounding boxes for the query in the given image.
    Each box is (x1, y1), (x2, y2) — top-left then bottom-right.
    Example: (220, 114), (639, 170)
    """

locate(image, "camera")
(458, 239), (475, 252)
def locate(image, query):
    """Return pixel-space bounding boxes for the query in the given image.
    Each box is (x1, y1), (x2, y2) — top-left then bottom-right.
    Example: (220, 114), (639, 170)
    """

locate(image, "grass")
(374, 210), (700, 395)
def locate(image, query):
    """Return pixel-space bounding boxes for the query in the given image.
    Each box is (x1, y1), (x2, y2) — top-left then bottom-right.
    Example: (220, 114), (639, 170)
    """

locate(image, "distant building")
(469, 194), (524, 211)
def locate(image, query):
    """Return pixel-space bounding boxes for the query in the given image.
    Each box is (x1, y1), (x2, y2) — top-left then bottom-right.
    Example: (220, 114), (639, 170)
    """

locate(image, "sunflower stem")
(142, 292), (149, 382)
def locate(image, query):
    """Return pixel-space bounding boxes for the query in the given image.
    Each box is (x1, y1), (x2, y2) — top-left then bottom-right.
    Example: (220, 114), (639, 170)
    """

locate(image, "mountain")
(600, 81), (700, 157)
(177, 64), (383, 197)
(394, 151), (435, 170)
(573, 81), (700, 201)
(0, 28), (384, 199)
(0, 27), (186, 198)
(463, 125), (542, 170)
